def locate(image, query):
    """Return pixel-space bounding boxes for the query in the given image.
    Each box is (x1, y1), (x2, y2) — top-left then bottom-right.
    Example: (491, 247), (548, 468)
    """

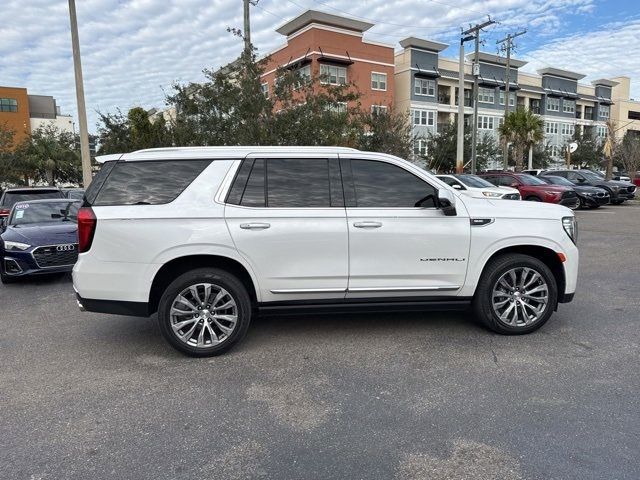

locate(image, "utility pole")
(68, 0), (92, 187)
(463, 18), (496, 174)
(497, 29), (526, 170)
(243, 0), (251, 54)
(456, 34), (474, 174)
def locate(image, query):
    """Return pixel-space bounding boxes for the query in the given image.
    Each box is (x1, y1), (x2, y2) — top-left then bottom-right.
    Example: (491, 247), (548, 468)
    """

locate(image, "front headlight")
(482, 191), (502, 198)
(562, 217), (578, 245)
(4, 241), (31, 251)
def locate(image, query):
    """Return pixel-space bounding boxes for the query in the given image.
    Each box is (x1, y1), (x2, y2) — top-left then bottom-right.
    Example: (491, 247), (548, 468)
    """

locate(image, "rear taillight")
(0, 208), (10, 217)
(77, 207), (97, 253)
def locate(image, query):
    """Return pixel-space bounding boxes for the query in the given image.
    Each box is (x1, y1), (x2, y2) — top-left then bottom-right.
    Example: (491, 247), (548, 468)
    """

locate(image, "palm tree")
(498, 108), (544, 171)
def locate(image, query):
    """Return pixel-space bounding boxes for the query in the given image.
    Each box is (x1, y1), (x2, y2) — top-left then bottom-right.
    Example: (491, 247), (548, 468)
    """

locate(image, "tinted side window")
(566, 172), (581, 182)
(350, 160), (436, 208)
(84, 160), (117, 205)
(93, 160), (211, 206)
(241, 159), (266, 207)
(266, 159), (331, 208)
(496, 176), (515, 187)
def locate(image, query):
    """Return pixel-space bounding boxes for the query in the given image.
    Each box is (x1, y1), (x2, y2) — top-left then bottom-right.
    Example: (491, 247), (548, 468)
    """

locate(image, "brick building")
(260, 10), (395, 114)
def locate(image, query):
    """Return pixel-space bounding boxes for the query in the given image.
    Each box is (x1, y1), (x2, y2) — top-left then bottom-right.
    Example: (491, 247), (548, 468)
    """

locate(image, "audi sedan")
(0, 199), (79, 283)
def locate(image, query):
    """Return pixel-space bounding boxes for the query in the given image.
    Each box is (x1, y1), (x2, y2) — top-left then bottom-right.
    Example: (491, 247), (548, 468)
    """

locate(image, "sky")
(1, 0), (639, 133)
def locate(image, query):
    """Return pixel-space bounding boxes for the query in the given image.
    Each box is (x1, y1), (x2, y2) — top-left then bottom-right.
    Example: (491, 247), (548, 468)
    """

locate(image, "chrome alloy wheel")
(169, 283), (238, 348)
(491, 267), (549, 327)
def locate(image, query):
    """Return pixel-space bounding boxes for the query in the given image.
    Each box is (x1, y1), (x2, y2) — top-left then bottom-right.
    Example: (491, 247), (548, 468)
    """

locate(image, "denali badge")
(56, 244), (75, 252)
(420, 257), (466, 262)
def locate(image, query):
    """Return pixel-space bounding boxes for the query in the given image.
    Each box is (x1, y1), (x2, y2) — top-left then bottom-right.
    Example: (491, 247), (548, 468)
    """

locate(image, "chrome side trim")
(270, 288), (348, 294)
(347, 286), (461, 292)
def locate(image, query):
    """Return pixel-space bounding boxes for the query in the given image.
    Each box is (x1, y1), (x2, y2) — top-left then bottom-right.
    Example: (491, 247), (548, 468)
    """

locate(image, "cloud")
(2, 0), (633, 135)
(520, 17), (640, 99)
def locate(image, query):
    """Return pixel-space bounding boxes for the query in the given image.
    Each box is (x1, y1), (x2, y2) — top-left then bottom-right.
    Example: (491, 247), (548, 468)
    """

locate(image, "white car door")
(342, 157), (471, 298)
(224, 154), (348, 303)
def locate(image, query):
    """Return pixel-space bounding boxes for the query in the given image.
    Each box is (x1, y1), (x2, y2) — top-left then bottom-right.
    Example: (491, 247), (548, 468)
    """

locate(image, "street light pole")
(68, 0), (92, 187)
(456, 35), (474, 174)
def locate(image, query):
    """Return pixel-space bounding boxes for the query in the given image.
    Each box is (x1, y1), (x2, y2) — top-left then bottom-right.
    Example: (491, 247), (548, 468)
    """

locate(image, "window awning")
(414, 65), (440, 78)
(317, 48), (354, 66)
(282, 57), (312, 70)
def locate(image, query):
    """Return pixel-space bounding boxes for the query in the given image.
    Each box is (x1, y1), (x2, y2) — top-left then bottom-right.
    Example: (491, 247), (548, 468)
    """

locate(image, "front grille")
(595, 192), (608, 198)
(503, 193), (520, 200)
(561, 191), (577, 199)
(628, 185), (636, 193)
(32, 244), (78, 268)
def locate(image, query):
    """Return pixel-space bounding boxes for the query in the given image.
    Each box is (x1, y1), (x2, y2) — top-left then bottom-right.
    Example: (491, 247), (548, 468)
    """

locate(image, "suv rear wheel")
(473, 254), (557, 334)
(157, 268), (252, 356)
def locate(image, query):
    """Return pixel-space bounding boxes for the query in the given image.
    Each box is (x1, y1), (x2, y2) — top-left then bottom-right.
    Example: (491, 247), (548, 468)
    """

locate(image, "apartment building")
(260, 10), (395, 114)
(610, 76), (640, 139)
(394, 37), (633, 166)
(0, 86), (74, 149)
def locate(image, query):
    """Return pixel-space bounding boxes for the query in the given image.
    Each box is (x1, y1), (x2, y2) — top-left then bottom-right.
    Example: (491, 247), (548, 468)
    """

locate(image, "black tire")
(612, 200), (624, 205)
(0, 273), (16, 284)
(472, 253), (557, 335)
(578, 197), (586, 209)
(157, 268), (252, 357)
(525, 196), (542, 202)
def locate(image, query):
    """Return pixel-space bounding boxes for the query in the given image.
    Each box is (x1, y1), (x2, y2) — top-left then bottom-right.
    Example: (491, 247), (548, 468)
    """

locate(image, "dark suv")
(546, 170), (636, 204)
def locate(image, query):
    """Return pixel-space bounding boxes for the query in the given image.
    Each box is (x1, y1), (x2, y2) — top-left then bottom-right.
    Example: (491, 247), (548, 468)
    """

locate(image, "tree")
(423, 121), (500, 173)
(26, 125), (82, 185)
(616, 131), (640, 181)
(568, 129), (602, 169)
(498, 108), (544, 171)
(531, 142), (553, 169)
(97, 107), (170, 154)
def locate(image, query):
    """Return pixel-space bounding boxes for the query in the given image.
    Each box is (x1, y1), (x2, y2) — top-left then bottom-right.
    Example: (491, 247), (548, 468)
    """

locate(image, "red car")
(480, 172), (579, 209)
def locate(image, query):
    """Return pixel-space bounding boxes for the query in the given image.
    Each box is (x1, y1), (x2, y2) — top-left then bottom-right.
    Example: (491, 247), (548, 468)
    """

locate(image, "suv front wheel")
(473, 254), (558, 334)
(157, 268), (252, 356)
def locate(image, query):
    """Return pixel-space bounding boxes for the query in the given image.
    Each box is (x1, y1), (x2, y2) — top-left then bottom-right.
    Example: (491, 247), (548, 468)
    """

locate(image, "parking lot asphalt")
(1, 203), (639, 480)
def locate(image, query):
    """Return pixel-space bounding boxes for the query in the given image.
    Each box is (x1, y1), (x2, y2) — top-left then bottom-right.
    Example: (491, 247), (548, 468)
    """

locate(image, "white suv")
(73, 147), (579, 356)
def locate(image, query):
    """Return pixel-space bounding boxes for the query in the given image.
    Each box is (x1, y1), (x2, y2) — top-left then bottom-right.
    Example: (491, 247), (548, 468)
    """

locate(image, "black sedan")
(0, 199), (79, 283)
(539, 175), (610, 209)
(546, 170), (636, 204)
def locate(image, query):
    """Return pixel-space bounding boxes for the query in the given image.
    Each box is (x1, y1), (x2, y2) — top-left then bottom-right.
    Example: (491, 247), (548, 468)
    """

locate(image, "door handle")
(240, 223), (271, 230)
(353, 221), (382, 228)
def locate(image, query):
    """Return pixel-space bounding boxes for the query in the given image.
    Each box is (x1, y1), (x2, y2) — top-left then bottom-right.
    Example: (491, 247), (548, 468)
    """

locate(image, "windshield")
(2, 191), (64, 208)
(8, 202), (79, 226)
(517, 174), (547, 186)
(66, 190), (85, 200)
(543, 176), (574, 186)
(580, 170), (603, 181)
(457, 175), (495, 188)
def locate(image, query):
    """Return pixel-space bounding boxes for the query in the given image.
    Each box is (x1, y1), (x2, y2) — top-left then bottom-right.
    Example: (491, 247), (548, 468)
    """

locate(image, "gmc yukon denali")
(73, 147), (579, 356)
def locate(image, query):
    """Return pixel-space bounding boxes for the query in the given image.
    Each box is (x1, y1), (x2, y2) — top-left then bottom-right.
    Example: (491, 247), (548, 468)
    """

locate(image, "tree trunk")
(515, 144), (524, 172)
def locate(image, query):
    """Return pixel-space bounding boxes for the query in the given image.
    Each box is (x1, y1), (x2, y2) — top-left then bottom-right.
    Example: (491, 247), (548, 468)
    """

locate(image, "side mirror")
(510, 182), (519, 188)
(576, 177), (585, 183)
(451, 183), (463, 190)
(438, 189), (457, 216)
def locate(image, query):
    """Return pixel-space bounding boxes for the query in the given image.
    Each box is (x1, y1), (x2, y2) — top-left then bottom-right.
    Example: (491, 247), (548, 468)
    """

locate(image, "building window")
(597, 125), (607, 138)
(599, 105), (610, 119)
(563, 100), (575, 114)
(371, 72), (387, 91)
(414, 78), (435, 97)
(561, 123), (575, 136)
(545, 122), (559, 134)
(478, 115), (496, 130)
(320, 64), (347, 85)
(371, 105), (388, 115)
(261, 82), (269, 98)
(628, 110), (640, 120)
(478, 87), (495, 104)
(413, 139), (427, 156)
(546, 97), (560, 112)
(412, 109), (435, 126)
(0, 98), (18, 112)
(327, 102), (347, 114)
(499, 91), (515, 106)
(550, 145), (559, 158)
